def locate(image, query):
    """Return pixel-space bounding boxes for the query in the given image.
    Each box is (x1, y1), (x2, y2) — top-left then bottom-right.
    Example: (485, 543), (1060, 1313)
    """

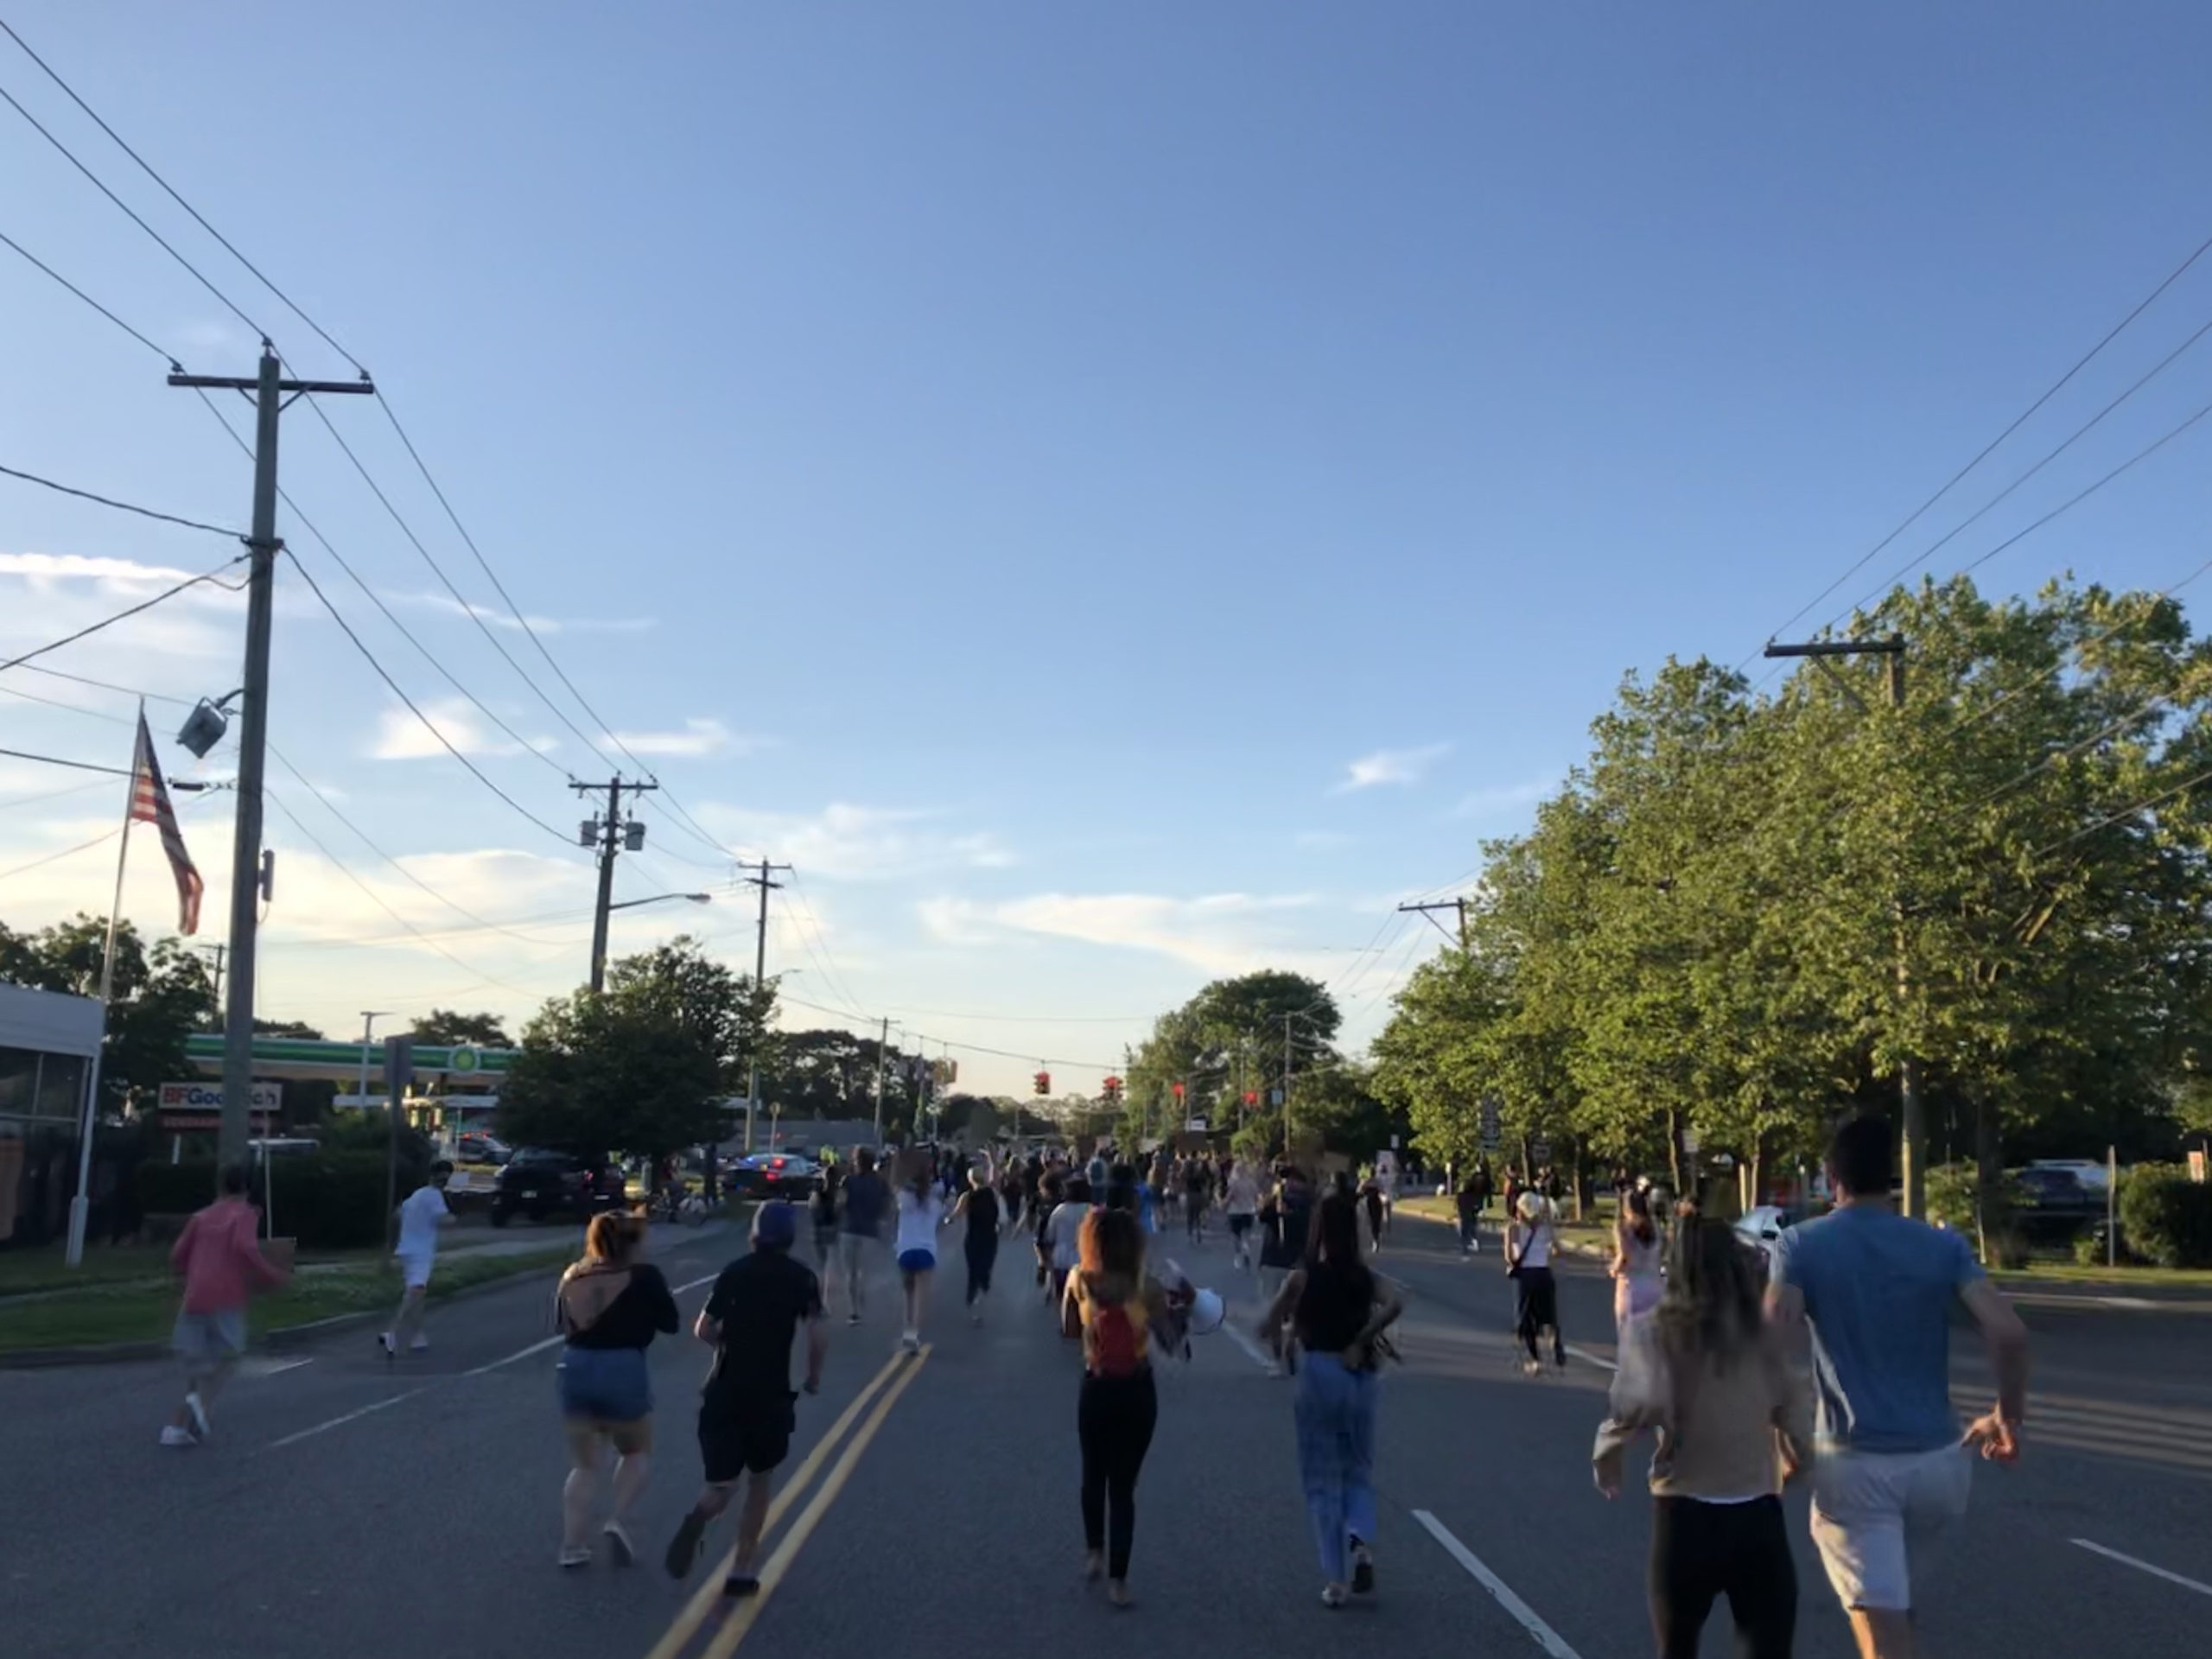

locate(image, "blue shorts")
(898, 1248), (936, 1276)
(557, 1345), (652, 1423)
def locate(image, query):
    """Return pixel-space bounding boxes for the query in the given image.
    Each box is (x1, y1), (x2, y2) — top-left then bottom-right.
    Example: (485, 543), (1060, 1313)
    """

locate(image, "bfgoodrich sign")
(156, 1081), (280, 1134)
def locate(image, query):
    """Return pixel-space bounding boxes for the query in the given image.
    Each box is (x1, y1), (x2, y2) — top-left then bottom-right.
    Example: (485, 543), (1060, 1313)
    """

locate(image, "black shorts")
(1228, 1214), (1254, 1236)
(698, 1394), (795, 1484)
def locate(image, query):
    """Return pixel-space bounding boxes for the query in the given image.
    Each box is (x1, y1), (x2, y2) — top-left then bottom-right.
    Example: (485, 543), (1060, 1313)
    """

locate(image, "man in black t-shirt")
(664, 1201), (826, 1599)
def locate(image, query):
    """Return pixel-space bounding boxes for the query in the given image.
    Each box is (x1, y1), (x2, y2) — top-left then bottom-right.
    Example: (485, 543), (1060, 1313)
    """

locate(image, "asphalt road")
(5, 1208), (2209, 1659)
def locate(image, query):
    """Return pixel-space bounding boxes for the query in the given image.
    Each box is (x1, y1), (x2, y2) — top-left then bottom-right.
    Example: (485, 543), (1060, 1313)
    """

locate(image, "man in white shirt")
(382, 1160), (454, 1357)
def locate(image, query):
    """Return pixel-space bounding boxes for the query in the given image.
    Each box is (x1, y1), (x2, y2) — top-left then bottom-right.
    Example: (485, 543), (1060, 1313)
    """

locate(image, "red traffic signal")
(1033, 1071), (1052, 1096)
(1172, 1081), (1186, 1100)
(1101, 1075), (1123, 1102)
(1243, 1090), (1259, 1106)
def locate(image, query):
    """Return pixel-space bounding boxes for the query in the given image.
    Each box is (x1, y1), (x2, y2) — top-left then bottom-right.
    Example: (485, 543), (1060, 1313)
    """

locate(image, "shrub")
(2118, 1164), (2212, 1268)
(136, 1159), (219, 1218)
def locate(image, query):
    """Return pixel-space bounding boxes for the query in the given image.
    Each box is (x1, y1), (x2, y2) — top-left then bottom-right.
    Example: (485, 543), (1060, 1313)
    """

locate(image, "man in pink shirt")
(162, 1165), (289, 1447)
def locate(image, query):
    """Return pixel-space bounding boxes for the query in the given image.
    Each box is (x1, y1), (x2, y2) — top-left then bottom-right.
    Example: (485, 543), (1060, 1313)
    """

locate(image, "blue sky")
(6, 3), (2212, 1092)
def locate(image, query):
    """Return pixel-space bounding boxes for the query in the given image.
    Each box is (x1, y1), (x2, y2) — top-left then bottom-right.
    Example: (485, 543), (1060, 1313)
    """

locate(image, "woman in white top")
(893, 1158), (944, 1353)
(1223, 1160), (1262, 1272)
(1044, 1176), (1094, 1337)
(1506, 1191), (1565, 1376)
(1610, 1185), (1664, 1337)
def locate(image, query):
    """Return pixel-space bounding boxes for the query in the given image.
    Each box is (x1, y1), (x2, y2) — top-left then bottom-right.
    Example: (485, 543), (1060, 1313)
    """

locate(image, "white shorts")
(1809, 1443), (1973, 1612)
(397, 1252), (434, 1291)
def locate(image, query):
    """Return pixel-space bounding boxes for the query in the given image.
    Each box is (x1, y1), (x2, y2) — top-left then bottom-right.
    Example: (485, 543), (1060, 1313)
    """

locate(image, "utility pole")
(1398, 896), (1471, 949)
(572, 776), (658, 993)
(1764, 636), (1923, 1218)
(169, 347), (372, 1166)
(872, 1016), (890, 1145)
(196, 944), (227, 1012)
(736, 859), (792, 1152)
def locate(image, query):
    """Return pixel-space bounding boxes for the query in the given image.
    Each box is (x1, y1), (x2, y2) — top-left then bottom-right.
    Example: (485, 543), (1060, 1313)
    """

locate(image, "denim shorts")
(557, 1344), (653, 1423)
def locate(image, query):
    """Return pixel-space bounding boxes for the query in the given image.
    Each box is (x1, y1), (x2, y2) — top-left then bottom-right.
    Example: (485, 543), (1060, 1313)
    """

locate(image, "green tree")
(0, 914), (215, 1117)
(412, 1008), (512, 1048)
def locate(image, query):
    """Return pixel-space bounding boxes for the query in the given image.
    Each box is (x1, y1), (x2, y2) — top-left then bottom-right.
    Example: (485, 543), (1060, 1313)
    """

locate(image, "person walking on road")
(665, 1201), (827, 1599)
(1595, 1217), (1813, 1659)
(1765, 1116), (2030, 1659)
(950, 1160), (1003, 1324)
(1611, 1185), (1664, 1337)
(1507, 1191), (1567, 1376)
(380, 1160), (454, 1358)
(553, 1211), (679, 1567)
(1072, 1206), (1167, 1608)
(1454, 1169), (1486, 1257)
(1046, 1175), (1091, 1329)
(162, 1163), (289, 1446)
(837, 1147), (890, 1326)
(808, 1160), (841, 1306)
(1257, 1166), (1315, 1375)
(1224, 1158), (1261, 1271)
(1262, 1192), (1405, 1609)
(893, 1155), (945, 1353)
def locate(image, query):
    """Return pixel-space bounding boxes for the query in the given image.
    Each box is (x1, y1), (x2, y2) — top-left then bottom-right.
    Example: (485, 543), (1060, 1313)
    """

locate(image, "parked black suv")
(488, 1148), (626, 1226)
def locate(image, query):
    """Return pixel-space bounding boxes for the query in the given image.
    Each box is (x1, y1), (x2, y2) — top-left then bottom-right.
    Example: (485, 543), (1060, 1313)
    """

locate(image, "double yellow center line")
(645, 1347), (930, 1659)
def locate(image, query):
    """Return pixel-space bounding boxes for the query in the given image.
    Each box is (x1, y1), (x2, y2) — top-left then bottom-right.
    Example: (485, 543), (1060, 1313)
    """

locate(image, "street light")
(592, 893), (712, 992)
(608, 892), (713, 912)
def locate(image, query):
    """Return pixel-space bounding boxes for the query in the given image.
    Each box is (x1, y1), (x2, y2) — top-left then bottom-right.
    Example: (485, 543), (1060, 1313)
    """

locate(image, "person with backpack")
(1262, 1191), (1406, 1608)
(1071, 1205), (1174, 1608)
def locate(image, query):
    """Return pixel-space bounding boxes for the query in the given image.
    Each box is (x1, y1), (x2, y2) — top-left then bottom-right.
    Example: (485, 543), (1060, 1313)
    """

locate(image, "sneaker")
(847, 1312), (861, 1325)
(160, 1425), (197, 1448)
(1351, 1541), (1375, 1595)
(663, 1509), (708, 1580)
(184, 1389), (211, 1439)
(378, 1332), (395, 1358)
(602, 1522), (636, 1567)
(721, 1574), (761, 1599)
(1321, 1585), (1348, 1610)
(410, 1337), (431, 1353)
(557, 1546), (593, 1569)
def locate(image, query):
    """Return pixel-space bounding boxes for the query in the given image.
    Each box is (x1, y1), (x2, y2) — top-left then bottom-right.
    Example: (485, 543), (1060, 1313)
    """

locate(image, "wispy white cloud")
(1451, 778), (1554, 819)
(1333, 742), (1451, 793)
(381, 590), (653, 636)
(604, 717), (758, 759)
(370, 698), (549, 761)
(0, 552), (200, 585)
(695, 802), (1012, 880)
(918, 890), (1320, 976)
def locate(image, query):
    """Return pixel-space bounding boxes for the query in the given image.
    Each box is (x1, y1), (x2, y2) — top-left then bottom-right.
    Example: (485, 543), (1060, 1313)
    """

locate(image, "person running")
(1359, 1175), (1385, 1256)
(1508, 1191), (1567, 1376)
(893, 1155), (945, 1352)
(1454, 1168), (1486, 1257)
(1224, 1158), (1261, 1270)
(1595, 1218), (1812, 1659)
(1086, 1145), (1110, 1192)
(808, 1160), (842, 1307)
(162, 1164), (289, 1446)
(950, 1160), (1003, 1324)
(554, 1211), (678, 1567)
(1612, 1185), (1664, 1337)
(837, 1147), (890, 1325)
(1072, 1205), (1167, 1608)
(381, 1160), (454, 1358)
(665, 1201), (827, 1599)
(1033, 1168), (1066, 1292)
(1262, 1191), (1405, 1608)
(1765, 1116), (2030, 1659)
(1046, 1176), (1093, 1333)
(1184, 1156), (1211, 1243)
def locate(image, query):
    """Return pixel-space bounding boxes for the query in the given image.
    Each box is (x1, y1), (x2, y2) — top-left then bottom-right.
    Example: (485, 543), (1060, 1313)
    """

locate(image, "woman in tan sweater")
(1594, 1218), (1813, 1659)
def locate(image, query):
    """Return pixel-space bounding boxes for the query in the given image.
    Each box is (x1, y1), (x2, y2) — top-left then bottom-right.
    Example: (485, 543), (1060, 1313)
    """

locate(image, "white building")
(0, 982), (102, 1248)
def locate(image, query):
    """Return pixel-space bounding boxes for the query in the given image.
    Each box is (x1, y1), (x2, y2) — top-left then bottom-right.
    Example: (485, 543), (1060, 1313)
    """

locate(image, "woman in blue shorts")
(555, 1212), (678, 1567)
(893, 1157), (945, 1353)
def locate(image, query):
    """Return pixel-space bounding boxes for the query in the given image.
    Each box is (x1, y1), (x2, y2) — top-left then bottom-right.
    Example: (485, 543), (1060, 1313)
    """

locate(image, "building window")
(35, 1052), (84, 1121)
(0, 1047), (36, 1121)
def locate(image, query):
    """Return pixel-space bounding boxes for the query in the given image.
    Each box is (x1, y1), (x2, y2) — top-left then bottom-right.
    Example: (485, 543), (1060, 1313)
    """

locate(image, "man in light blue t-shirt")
(1767, 1115), (2029, 1659)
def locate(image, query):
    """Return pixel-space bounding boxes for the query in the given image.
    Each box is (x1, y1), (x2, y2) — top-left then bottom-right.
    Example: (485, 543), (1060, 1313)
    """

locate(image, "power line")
(0, 777), (111, 811)
(0, 744), (130, 777)
(0, 18), (365, 373)
(0, 226), (178, 365)
(0, 71), (264, 342)
(2031, 760), (2212, 860)
(0, 782), (213, 886)
(0, 552), (248, 674)
(191, 387), (571, 781)
(1, 460), (239, 537)
(1748, 226), (2212, 664)
(774, 988), (1126, 1073)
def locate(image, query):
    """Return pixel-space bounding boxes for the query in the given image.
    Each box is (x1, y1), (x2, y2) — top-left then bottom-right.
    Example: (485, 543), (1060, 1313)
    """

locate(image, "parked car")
(488, 1148), (625, 1226)
(1734, 1204), (1799, 1266)
(728, 1152), (821, 1198)
(2024, 1158), (2111, 1192)
(454, 1132), (511, 1166)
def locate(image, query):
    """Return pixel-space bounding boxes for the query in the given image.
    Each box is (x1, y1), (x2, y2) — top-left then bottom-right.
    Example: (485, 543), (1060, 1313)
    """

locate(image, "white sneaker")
(160, 1425), (196, 1447)
(184, 1390), (211, 1439)
(899, 1329), (919, 1352)
(409, 1336), (430, 1352)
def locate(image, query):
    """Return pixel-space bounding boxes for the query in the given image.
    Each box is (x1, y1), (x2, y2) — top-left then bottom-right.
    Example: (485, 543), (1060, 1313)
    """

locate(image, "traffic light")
(1172, 1081), (1186, 1101)
(1101, 1075), (1123, 1103)
(1243, 1090), (1259, 1106)
(1033, 1071), (1052, 1096)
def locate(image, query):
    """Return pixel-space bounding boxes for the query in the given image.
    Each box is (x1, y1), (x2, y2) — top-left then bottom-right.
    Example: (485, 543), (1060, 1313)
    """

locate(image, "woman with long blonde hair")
(553, 1211), (677, 1567)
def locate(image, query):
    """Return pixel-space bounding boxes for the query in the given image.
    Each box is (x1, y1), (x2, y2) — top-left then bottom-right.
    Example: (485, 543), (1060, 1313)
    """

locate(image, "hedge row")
(136, 1147), (430, 1251)
(2119, 1164), (2212, 1268)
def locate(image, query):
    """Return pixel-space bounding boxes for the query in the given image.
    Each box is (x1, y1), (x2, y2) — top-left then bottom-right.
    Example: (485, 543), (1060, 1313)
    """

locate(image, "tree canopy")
(1, 914), (215, 1116)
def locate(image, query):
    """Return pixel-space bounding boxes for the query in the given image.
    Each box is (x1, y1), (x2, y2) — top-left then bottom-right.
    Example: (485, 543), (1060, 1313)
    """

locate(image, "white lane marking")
(2071, 1538), (2212, 1599)
(238, 1356), (312, 1378)
(1224, 1321), (1276, 1372)
(1565, 1344), (1618, 1372)
(1414, 1509), (1586, 1659)
(461, 1270), (720, 1376)
(268, 1389), (425, 1450)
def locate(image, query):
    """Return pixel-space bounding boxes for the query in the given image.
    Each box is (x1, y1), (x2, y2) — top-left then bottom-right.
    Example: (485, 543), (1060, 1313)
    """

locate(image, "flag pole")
(67, 713), (142, 1268)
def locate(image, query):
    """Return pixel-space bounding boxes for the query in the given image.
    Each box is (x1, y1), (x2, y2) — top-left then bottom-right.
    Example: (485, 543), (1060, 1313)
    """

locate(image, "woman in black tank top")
(1261, 1192), (1405, 1609)
(949, 1164), (1002, 1322)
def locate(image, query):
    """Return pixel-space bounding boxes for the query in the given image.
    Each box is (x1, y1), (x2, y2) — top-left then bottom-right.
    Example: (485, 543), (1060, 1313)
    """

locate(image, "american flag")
(130, 710), (203, 935)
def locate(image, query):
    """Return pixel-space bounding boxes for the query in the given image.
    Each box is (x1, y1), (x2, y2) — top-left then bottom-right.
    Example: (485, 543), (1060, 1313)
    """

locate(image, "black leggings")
(1514, 1266), (1565, 1363)
(1077, 1369), (1158, 1580)
(964, 1236), (997, 1304)
(1649, 1494), (1796, 1659)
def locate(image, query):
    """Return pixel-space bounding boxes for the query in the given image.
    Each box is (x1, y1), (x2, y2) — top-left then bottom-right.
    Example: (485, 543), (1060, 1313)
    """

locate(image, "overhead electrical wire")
(0, 226), (180, 365)
(0, 552), (248, 674)
(1, 459), (240, 537)
(1746, 226), (2212, 667)
(2031, 760), (2212, 860)
(0, 776), (111, 812)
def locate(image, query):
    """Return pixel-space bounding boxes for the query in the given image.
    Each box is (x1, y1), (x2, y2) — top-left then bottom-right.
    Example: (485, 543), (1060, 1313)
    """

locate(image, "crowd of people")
(151, 1115), (2031, 1658)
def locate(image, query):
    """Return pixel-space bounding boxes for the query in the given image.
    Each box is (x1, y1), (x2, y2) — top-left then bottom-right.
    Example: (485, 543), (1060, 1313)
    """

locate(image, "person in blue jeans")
(1262, 1191), (1406, 1608)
